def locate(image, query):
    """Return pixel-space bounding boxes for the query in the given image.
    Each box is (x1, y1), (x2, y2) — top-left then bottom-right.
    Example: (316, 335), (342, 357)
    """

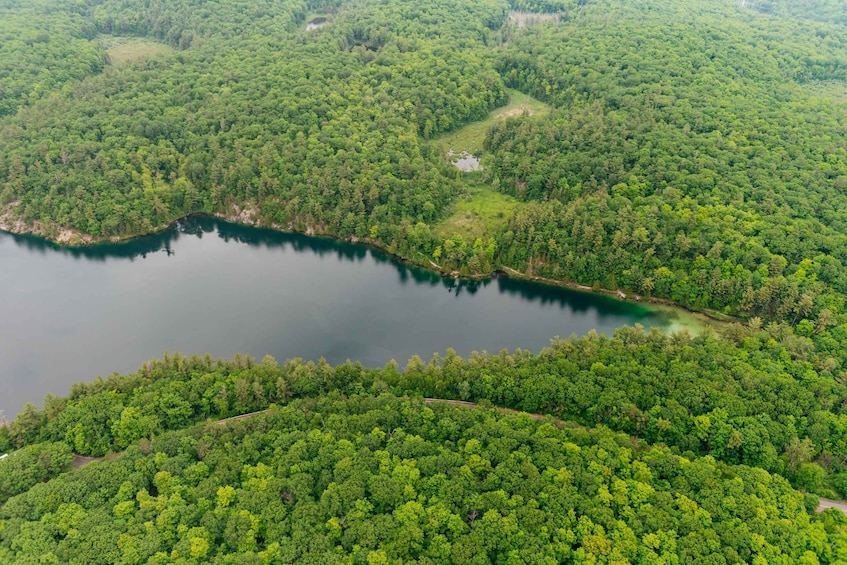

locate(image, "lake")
(0, 216), (680, 417)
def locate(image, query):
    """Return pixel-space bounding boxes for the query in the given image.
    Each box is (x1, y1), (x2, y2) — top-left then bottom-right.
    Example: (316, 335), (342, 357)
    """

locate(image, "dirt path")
(208, 400), (847, 516)
(208, 400), (556, 426)
(70, 410), (274, 469)
(70, 401), (847, 517)
(71, 454), (103, 469)
(66, 400), (592, 470)
(214, 409), (271, 425)
(817, 498), (847, 515)
(423, 398), (558, 423)
(211, 401), (847, 517)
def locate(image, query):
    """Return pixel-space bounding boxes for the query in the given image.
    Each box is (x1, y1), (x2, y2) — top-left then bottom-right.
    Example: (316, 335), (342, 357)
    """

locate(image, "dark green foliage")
(2, 394), (844, 563)
(0, 0), (105, 117)
(0, 441), (73, 505)
(487, 0), (847, 324)
(0, 0), (506, 248)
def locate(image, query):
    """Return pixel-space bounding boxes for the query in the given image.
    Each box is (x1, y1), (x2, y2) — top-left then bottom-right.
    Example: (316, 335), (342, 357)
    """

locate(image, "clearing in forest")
(435, 90), (547, 240)
(436, 88), (551, 157)
(507, 10), (561, 28)
(306, 16), (329, 31)
(101, 37), (174, 67)
(437, 182), (522, 242)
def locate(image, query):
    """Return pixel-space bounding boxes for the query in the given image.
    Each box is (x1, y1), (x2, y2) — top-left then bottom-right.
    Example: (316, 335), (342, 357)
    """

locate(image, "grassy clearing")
(437, 183), (523, 241)
(305, 12), (332, 30)
(435, 90), (546, 240)
(436, 88), (551, 156)
(101, 37), (174, 67)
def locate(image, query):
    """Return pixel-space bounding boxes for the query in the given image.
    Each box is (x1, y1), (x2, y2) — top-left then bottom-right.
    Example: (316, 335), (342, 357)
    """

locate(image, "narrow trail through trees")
(68, 399), (847, 516)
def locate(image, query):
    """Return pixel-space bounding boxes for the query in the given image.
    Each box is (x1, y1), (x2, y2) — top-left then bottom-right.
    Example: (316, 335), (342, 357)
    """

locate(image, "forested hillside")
(6, 323), (847, 500)
(3, 352), (847, 563)
(5, 0), (847, 422)
(7, 1), (847, 560)
(0, 0), (507, 243)
(748, 0), (847, 26)
(488, 0), (847, 319)
(3, 0), (847, 331)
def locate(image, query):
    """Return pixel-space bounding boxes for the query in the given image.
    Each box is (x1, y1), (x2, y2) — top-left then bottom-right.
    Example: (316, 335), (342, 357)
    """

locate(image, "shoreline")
(493, 267), (735, 328)
(0, 208), (738, 329)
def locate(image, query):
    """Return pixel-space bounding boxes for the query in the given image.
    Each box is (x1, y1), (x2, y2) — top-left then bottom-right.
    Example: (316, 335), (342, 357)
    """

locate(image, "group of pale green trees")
(3, 375), (847, 563)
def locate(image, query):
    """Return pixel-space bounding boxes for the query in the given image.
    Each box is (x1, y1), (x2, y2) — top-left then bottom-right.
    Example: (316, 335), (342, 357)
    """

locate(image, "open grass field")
(437, 182), (523, 241)
(435, 90), (546, 241)
(436, 88), (551, 156)
(101, 37), (174, 67)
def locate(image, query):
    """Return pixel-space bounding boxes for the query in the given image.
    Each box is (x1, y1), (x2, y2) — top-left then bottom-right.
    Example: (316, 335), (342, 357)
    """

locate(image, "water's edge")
(0, 211), (732, 330)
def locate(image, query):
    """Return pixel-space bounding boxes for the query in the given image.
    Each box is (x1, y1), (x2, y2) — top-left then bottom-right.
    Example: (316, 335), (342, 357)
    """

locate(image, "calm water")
(0, 216), (672, 416)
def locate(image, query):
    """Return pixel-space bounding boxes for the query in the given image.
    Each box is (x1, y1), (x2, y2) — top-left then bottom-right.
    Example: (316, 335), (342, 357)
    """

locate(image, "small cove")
(1, 216), (680, 416)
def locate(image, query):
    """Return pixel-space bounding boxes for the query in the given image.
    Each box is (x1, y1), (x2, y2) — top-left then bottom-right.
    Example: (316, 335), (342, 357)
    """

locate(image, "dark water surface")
(1, 216), (671, 416)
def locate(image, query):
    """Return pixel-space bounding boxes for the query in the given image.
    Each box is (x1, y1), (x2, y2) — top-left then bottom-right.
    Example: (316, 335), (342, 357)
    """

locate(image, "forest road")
(817, 498), (847, 515)
(70, 401), (847, 516)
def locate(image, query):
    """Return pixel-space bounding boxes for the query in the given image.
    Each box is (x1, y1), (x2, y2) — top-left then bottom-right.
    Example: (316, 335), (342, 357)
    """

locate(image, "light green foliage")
(2, 394), (844, 563)
(111, 406), (158, 449)
(437, 183), (519, 244)
(102, 37), (174, 67)
(8, 322), (847, 497)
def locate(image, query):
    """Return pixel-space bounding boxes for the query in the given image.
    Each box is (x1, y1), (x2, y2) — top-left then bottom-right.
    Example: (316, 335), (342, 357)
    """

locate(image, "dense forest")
(488, 0), (847, 320)
(6, 0), (847, 560)
(748, 0), (847, 26)
(1, 0), (847, 332)
(0, 0), (105, 117)
(4, 349), (847, 563)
